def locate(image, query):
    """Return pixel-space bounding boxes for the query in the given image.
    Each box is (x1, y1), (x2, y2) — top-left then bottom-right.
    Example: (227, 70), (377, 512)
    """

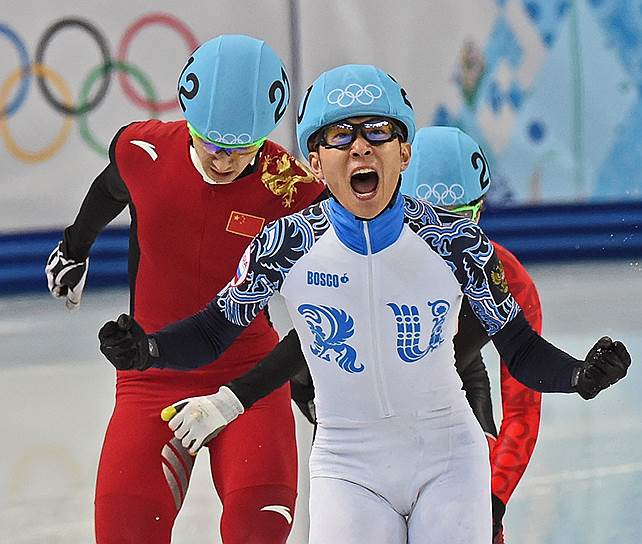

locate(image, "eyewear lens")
(189, 126), (263, 156)
(450, 202), (482, 222)
(320, 119), (401, 149)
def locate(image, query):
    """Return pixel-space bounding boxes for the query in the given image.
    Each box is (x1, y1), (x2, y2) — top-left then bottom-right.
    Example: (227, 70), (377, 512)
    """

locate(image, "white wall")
(3, 0), (640, 234)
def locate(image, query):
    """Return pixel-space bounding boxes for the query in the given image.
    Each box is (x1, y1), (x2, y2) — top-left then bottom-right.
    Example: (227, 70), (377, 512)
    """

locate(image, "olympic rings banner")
(2, 0), (642, 233)
(0, 1), (295, 232)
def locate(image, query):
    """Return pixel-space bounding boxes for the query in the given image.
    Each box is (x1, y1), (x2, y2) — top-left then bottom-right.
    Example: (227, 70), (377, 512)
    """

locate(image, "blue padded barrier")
(1, 201), (641, 295)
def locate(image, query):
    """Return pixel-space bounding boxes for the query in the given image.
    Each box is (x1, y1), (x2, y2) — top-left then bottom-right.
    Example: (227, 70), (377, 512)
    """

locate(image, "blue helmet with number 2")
(296, 64), (416, 159)
(178, 34), (289, 145)
(401, 126), (491, 206)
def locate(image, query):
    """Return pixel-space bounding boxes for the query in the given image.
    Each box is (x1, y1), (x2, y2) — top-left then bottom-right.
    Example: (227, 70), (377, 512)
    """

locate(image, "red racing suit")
(490, 242), (543, 510)
(64, 119), (324, 543)
(454, 241), (543, 538)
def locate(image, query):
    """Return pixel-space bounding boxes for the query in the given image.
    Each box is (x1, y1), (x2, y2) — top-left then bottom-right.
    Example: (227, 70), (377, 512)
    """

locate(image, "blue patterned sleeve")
(413, 206), (521, 336)
(454, 224), (521, 335)
(448, 221), (521, 335)
(406, 200), (579, 393)
(216, 212), (320, 326)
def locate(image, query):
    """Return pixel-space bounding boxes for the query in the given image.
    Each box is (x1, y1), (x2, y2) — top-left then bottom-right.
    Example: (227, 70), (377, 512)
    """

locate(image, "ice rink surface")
(1, 260), (641, 543)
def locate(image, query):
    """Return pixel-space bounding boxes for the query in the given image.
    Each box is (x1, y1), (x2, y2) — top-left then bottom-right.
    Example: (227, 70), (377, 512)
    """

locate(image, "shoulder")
(402, 195), (498, 278)
(491, 241), (535, 285)
(260, 199), (331, 244)
(491, 242), (541, 318)
(402, 194), (485, 238)
(252, 201), (330, 264)
(258, 141), (324, 209)
(113, 120), (187, 158)
(118, 119), (184, 141)
(491, 241), (518, 265)
(233, 202), (330, 292)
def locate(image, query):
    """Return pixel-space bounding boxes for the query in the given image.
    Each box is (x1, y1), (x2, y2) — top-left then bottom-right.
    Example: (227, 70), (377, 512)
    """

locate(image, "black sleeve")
(290, 364), (315, 403)
(454, 298), (491, 369)
(227, 329), (307, 409)
(457, 351), (498, 437)
(64, 126), (131, 260)
(454, 300), (497, 435)
(150, 300), (246, 370)
(491, 312), (580, 392)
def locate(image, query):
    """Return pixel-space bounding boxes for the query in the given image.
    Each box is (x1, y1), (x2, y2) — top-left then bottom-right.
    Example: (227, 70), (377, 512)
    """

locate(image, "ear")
(308, 151), (324, 180)
(399, 142), (412, 172)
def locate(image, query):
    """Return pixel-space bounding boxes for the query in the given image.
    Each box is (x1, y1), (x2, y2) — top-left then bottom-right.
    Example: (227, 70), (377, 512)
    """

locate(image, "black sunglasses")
(313, 118), (406, 151)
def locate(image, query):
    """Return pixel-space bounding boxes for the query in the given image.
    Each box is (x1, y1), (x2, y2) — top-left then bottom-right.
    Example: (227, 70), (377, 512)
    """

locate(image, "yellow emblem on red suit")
(491, 261), (509, 294)
(261, 153), (317, 208)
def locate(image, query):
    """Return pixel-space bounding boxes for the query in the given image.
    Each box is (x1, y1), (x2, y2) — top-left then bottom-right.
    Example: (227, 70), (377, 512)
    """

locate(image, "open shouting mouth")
(350, 168), (379, 199)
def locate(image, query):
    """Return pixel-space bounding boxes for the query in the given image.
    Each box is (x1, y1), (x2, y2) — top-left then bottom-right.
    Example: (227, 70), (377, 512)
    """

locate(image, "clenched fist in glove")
(45, 239), (89, 310)
(161, 386), (245, 455)
(99, 314), (155, 370)
(573, 336), (631, 400)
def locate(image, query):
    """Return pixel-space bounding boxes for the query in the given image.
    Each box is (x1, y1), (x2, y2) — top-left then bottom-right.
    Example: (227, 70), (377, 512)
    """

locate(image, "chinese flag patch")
(226, 211), (265, 238)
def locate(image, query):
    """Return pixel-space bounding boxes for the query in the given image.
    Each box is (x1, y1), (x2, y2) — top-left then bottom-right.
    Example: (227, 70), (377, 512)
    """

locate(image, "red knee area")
(95, 384), (197, 543)
(95, 493), (174, 544)
(95, 375), (297, 543)
(220, 484), (297, 544)
(211, 386), (299, 543)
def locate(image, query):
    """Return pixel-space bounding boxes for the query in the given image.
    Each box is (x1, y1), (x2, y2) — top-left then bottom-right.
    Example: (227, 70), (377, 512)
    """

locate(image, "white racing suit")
(207, 194), (520, 543)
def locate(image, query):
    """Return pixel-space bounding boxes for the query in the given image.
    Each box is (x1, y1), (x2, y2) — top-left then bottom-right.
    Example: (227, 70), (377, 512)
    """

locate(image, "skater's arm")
(64, 126), (131, 259)
(227, 328), (307, 408)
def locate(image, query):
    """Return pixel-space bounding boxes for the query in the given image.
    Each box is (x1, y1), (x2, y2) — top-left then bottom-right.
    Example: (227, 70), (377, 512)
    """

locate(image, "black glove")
(573, 336), (631, 400)
(492, 494), (506, 543)
(290, 366), (316, 424)
(99, 314), (153, 370)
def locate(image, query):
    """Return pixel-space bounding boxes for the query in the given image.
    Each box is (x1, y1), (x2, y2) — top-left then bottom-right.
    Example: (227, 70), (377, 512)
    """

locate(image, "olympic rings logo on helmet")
(327, 84), (383, 108)
(206, 131), (253, 145)
(0, 13), (199, 163)
(415, 183), (466, 206)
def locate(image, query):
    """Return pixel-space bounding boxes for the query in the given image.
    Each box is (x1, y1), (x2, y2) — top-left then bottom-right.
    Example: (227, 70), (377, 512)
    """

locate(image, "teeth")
(353, 168), (375, 175)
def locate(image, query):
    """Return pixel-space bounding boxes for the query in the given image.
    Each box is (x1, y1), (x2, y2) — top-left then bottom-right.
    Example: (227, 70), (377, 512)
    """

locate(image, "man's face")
(307, 117), (412, 219)
(192, 136), (260, 184)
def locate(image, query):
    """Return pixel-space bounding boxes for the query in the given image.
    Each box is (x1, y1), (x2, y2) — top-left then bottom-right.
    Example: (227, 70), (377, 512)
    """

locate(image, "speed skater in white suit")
(98, 64), (631, 543)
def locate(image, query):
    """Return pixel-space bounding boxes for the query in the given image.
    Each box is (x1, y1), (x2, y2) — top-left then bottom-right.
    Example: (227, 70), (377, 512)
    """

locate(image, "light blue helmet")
(178, 34), (289, 145)
(401, 126), (491, 206)
(296, 64), (416, 159)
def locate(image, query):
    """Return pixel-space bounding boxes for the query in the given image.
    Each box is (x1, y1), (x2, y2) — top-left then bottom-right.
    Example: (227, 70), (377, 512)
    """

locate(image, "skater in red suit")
(45, 34), (323, 543)
(401, 126), (543, 543)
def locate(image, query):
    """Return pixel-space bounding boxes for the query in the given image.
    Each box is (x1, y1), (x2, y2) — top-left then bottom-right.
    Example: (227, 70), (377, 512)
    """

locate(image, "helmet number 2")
(269, 67), (290, 124)
(471, 149), (490, 190)
(178, 56), (199, 112)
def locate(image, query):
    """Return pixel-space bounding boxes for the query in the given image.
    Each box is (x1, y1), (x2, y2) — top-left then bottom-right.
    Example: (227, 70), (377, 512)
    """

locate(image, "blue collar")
(328, 193), (405, 255)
